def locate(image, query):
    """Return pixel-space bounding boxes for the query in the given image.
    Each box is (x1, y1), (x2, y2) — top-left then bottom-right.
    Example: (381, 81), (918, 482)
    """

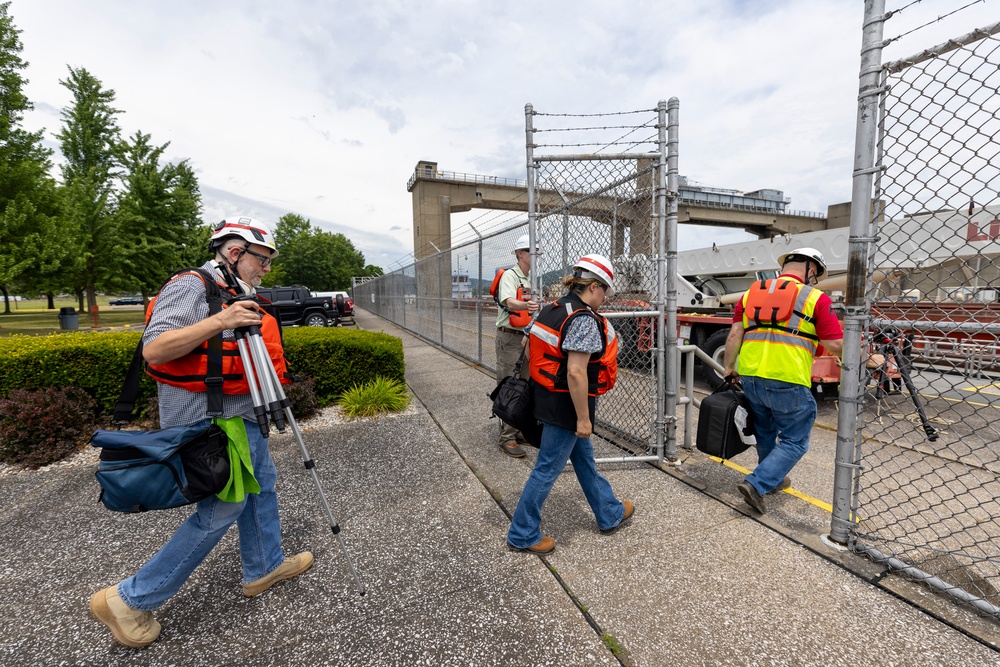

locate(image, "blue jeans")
(507, 423), (624, 548)
(740, 375), (817, 495)
(119, 419), (285, 610)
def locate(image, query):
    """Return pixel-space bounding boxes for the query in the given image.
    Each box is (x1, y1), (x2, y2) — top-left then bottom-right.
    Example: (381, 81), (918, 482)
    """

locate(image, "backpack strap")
(112, 341), (148, 424)
(493, 266), (526, 313)
(187, 267), (226, 417)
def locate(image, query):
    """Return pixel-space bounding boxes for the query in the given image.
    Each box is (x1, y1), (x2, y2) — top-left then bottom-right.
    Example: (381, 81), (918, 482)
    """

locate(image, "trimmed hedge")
(282, 327), (405, 407)
(0, 327), (404, 416)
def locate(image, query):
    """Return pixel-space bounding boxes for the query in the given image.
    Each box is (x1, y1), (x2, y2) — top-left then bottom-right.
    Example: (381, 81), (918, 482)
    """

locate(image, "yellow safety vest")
(737, 277), (822, 387)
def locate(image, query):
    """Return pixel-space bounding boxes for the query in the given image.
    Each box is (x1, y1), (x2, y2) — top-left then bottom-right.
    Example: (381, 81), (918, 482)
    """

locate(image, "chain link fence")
(835, 3), (1000, 619)
(355, 101), (677, 462)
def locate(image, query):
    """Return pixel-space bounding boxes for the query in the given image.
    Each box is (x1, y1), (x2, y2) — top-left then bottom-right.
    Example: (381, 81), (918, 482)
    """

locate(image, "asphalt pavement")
(0, 308), (997, 666)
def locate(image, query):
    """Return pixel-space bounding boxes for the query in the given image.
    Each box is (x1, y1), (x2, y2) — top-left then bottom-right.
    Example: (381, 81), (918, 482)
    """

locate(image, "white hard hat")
(573, 254), (615, 296)
(209, 217), (279, 258)
(777, 246), (826, 277)
(513, 234), (540, 253)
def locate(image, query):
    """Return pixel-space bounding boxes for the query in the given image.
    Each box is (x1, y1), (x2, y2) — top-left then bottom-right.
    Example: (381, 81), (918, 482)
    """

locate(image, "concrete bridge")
(407, 160), (848, 260)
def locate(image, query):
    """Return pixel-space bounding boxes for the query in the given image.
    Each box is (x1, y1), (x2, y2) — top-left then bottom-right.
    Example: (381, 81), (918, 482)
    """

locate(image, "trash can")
(58, 306), (78, 330)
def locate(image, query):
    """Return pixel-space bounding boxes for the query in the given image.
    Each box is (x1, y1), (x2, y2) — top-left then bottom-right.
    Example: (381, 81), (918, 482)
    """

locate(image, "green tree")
(114, 131), (205, 299)
(170, 161), (211, 269)
(56, 66), (122, 311)
(264, 213), (367, 290)
(0, 2), (58, 313)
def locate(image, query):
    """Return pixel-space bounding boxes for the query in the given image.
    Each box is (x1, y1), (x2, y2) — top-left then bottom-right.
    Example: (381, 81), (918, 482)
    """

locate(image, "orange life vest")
(743, 277), (819, 340)
(144, 269), (289, 397)
(529, 293), (618, 430)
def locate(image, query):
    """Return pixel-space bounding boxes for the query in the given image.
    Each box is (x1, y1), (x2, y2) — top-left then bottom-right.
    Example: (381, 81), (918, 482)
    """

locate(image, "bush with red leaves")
(0, 387), (98, 469)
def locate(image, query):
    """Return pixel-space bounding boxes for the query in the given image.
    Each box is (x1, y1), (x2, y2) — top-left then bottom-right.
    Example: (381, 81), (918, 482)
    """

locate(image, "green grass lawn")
(0, 298), (147, 336)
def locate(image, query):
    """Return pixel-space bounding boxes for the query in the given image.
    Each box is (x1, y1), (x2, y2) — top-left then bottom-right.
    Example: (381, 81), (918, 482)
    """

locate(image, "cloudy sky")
(11, 0), (998, 270)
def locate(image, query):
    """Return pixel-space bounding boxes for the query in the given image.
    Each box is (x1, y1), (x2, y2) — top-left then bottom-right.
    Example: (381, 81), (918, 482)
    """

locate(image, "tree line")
(0, 2), (381, 314)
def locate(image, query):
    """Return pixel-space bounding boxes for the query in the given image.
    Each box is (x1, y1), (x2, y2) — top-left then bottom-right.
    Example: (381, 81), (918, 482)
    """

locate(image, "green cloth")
(214, 417), (260, 502)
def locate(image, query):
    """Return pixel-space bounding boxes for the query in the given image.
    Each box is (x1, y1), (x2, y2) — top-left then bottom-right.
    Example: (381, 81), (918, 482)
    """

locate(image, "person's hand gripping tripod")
(224, 282), (365, 595)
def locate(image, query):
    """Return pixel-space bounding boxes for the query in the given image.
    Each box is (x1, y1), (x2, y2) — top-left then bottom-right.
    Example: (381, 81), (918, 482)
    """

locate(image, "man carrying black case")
(696, 379), (754, 460)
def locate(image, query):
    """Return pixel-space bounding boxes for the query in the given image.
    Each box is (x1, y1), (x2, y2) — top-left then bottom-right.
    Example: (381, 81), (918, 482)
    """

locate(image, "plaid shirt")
(142, 261), (257, 428)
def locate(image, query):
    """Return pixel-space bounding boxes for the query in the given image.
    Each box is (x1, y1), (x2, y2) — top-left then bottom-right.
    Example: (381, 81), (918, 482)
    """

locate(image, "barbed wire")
(535, 139), (658, 149)
(532, 108), (655, 117)
(885, 0), (986, 45)
(533, 124), (651, 133)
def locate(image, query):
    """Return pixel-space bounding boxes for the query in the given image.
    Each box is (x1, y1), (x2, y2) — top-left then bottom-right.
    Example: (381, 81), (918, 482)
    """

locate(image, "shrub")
(286, 375), (319, 420)
(338, 377), (410, 418)
(0, 331), (155, 417)
(283, 328), (405, 406)
(0, 327), (404, 464)
(0, 387), (98, 468)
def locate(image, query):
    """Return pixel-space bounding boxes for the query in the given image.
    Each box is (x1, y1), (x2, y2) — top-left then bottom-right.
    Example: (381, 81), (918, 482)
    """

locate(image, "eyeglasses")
(243, 248), (272, 268)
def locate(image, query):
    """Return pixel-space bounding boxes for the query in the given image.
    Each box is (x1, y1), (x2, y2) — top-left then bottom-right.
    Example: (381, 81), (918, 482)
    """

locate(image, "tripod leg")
(236, 335), (269, 438)
(246, 332), (287, 432)
(892, 345), (939, 442)
(282, 406), (366, 596)
(241, 329), (365, 596)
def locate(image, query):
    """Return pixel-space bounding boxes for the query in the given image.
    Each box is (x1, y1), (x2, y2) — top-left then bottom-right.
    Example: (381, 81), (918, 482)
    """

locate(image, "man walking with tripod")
(90, 217), (313, 648)
(722, 247), (843, 514)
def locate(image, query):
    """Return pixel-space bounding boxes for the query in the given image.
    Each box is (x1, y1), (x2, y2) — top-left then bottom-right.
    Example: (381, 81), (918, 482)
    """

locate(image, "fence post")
(830, 0), (886, 546)
(525, 103), (539, 295)
(661, 98), (679, 461)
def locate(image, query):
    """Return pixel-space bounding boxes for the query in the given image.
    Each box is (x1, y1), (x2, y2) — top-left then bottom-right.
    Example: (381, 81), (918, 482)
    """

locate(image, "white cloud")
(11, 0), (1000, 267)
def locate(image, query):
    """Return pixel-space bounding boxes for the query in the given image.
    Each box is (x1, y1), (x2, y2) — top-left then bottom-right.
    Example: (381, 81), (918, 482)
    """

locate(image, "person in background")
(722, 247), (844, 514)
(493, 234), (540, 458)
(506, 254), (634, 554)
(90, 217), (313, 648)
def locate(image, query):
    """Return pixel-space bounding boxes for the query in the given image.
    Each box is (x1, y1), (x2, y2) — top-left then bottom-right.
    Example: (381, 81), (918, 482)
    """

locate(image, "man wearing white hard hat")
(493, 234), (540, 458)
(90, 217), (312, 648)
(722, 247), (843, 514)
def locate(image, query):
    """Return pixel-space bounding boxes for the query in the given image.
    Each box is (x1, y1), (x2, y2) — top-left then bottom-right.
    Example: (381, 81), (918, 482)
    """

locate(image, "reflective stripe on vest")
(528, 296), (618, 396)
(738, 278), (821, 387)
(145, 275), (288, 394)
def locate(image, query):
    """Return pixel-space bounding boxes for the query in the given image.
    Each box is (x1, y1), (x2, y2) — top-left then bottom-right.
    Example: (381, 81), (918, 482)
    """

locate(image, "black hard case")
(696, 382), (753, 460)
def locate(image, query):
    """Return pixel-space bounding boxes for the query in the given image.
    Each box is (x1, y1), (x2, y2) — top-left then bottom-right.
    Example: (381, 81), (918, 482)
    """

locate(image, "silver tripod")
(231, 296), (366, 596)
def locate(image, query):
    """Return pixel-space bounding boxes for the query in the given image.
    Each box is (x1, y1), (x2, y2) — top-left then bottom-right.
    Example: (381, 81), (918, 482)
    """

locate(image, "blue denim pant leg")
(568, 435), (624, 531)
(507, 424), (577, 548)
(742, 376), (817, 495)
(119, 419), (284, 610)
(236, 421), (285, 583)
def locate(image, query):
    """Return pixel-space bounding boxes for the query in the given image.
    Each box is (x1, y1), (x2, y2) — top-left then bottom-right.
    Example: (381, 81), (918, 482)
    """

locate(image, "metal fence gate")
(353, 100), (678, 463)
(833, 2), (1000, 619)
(525, 100), (677, 463)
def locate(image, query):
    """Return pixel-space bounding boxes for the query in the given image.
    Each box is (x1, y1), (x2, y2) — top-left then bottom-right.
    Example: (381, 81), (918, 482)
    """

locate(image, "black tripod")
(868, 328), (938, 442)
(223, 276), (365, 595)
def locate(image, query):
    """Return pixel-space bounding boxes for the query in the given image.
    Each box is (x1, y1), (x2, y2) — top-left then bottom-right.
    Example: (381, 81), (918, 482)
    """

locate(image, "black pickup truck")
(254, 286), (341, 327)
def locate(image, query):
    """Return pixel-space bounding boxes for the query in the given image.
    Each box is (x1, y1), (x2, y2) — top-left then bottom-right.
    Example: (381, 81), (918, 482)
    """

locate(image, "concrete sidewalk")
(0, 308), (996, 665)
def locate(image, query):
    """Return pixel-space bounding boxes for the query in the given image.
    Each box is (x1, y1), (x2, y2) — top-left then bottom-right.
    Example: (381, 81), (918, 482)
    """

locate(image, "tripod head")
(213, 258), (254, 297)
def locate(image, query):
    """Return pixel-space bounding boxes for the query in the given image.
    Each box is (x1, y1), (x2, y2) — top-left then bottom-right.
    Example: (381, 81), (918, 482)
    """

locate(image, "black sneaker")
(737, 481), (767, 514)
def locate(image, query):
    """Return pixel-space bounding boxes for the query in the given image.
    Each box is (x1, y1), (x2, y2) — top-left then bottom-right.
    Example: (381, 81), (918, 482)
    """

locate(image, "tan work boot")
(90, 585), (161, 648)
(600, 500), (635, 534)
(243, 551), (314, 597)
(507, 535), (556, 555)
